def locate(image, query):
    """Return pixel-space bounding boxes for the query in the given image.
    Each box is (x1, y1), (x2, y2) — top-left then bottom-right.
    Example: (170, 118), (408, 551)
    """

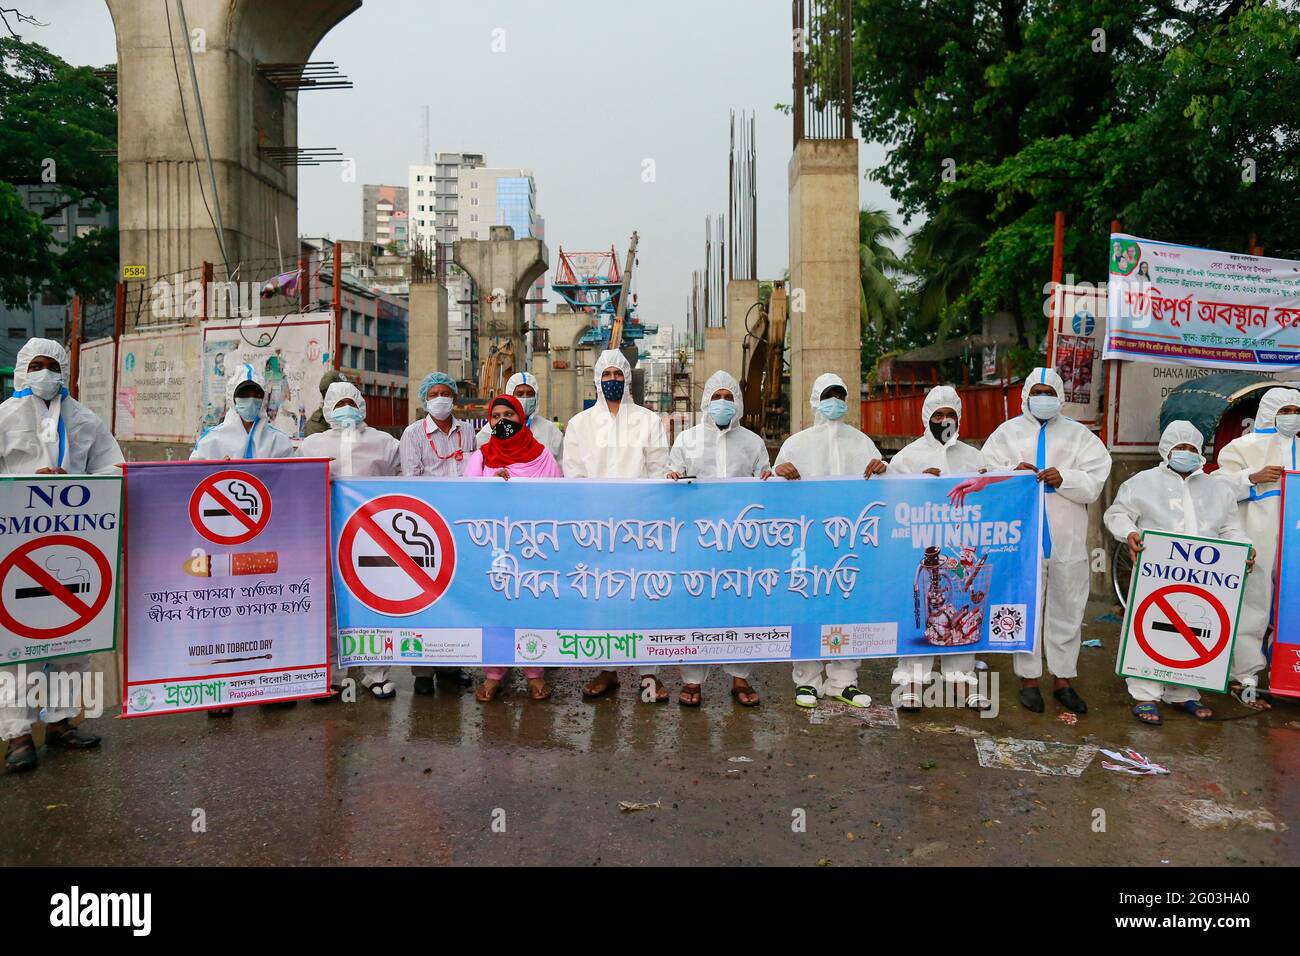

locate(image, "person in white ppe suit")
(0, 338), (122, 772)
(982, 368), (1111, 715)
(1104, 421), (1253, 725)
(301, 381), (401, 700)
(887, 385), (990, 711)
(191, 362), (296, 717)
(1214, 386), (1300, 709)
(666, 369), (769, 706)
(562, 349), (671, 701)
(476, 371), (563, 460)
(772, 372), (885, 710)
(398, 370), (477, 693)
(191, 363), (296, 460)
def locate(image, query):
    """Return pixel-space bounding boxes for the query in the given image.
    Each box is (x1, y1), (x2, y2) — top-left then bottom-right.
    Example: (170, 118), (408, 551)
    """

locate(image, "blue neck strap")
(14, 386), (68, 466)
(245, 418), (259, 459)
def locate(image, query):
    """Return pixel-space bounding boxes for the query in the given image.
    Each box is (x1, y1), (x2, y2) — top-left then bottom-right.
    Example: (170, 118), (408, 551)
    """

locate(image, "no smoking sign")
(337, 494), (456, 616)
(1118, 531), (1248, 692)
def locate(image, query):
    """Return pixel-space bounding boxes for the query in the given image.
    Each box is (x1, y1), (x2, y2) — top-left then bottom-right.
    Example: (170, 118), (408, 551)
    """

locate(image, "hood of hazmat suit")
(665, 369), (769, 478)
(1105, 419), (1247, 544)
(191, 362), (296, 460)
(0, 337), (123, 475)
(887, 384), (985, 476)
(299, 381), (400, 477)
(772, 372), (882, 478)
(560, 349), (669, 478)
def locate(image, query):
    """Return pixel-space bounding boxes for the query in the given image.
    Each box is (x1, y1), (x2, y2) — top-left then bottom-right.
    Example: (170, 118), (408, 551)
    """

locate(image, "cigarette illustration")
(183, 552), (279, 577)
(191, 653), (273, 666)
(202, 479), (260, 519)
(358, 512), (438, 568)
(16, 555), (91, 600)
(1152, 603), (1211, 642)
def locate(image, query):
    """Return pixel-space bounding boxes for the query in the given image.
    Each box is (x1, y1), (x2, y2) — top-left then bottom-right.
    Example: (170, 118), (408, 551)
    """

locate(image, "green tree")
(0, 37), (118, 307)
(858, 205), (903, 334)
(850, 0), (1300, 350)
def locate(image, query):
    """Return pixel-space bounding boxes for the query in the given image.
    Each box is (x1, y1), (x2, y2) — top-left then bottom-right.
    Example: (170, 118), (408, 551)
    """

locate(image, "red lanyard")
(424, 421), (463, 461)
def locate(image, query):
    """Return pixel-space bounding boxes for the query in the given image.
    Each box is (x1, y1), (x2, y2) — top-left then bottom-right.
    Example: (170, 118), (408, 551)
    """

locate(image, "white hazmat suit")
(1104, 420), (1250, 705)
(668, 370), (769, 689)
(0, 338), (123, 476)
(776, 372), (883, 701)
(562, 349), (669, 684)
(0, 338), (124, 743)
(475, 372), (564, 460)
(191, 363), (296, 460)
(562, 350), (669, 479)
(1214, 386), (1300, 685)
(887, 386), (986, 694)
(301, 382), (400, 695)
(981, 368), (1111, 681)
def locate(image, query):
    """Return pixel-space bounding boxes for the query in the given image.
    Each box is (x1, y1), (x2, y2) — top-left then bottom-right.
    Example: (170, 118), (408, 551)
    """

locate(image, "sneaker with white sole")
(794, 684), (819, 708)
(832, 685), (871, 708)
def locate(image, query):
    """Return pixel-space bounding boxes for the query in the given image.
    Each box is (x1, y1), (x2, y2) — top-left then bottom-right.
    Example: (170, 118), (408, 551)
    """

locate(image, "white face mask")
(1273, 413), (1300, 438)
(426, 396), (454, 419)
(26, 369), (63, 401)
(1028, 394), (1062, 421)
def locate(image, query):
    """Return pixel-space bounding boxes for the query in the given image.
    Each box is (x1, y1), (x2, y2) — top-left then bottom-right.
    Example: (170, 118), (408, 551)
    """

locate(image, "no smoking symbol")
(0, 536), (113, 641)
(188, 470), (271, 545)
(1133, 584), (1230, 669)
(338, 494), (456, 616)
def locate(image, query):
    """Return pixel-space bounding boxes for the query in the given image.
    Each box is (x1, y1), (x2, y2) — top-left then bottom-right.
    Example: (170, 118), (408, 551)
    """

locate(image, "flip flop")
(679, 684), (702, 707)
(730, 684), (760, 707)
(1180, 699), (1212, 720)
(1132, 702), (1162, 725)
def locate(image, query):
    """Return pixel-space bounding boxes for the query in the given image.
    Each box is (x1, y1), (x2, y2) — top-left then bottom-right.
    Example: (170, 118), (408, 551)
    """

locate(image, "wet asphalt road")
(2, 600), (1297, 866)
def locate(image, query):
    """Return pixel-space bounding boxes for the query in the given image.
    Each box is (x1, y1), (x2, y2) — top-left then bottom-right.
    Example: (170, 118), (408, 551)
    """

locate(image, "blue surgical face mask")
(601, 379), (625, 402)
(707, 399), (737, 427)
(1028, 394), (1062, 421)
(328, 406), (364, 429)
(1168, 450), (1202, 474)
(234, 397), (262, 422)
(818, 398), (847, 422)
(25, 369), (64, 401)
(519, 395), (539, 418)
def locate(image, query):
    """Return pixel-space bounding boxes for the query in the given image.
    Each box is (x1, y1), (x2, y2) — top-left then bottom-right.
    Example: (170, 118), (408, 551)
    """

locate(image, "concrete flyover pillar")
(406, 281), (449, 423)
(453, 225), (548, 395)
(725, 278), (760, 381)
(787, 138), (861, 432)
(106, 0), (362, 278)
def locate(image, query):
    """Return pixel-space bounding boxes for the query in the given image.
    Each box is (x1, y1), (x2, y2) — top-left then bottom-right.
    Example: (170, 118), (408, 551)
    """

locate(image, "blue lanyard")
(244, 419), (259, 459)
(14, 386), (67, 467)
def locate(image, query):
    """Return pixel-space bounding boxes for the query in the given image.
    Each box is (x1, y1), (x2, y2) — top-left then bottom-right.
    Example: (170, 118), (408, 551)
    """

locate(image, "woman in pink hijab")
(465, 394), (562, 701)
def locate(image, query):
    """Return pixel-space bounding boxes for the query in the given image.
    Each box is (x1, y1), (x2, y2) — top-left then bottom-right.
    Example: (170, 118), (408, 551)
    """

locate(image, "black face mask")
(930, 419), (956, 443)
(492, 419), (521, 440)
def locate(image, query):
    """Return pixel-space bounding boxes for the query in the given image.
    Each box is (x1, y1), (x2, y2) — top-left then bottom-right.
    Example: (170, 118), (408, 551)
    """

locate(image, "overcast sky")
(31, 0), (899, 332)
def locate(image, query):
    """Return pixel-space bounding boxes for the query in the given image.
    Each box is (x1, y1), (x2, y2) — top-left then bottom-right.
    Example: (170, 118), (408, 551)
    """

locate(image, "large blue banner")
(330, 473), (1044, 668)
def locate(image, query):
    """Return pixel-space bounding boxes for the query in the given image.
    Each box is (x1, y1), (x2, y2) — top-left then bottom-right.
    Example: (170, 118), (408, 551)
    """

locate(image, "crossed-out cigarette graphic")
(202, 479), (260, 519)
(357, 512), (438, 568)
(14, 554), (92, 601)
(1151, 601), (1212, 641)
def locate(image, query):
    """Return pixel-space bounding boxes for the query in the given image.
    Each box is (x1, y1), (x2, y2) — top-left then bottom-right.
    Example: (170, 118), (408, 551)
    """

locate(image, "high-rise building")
(361, 184), (408, 252)
(408, 154), (544, 382)
(409, 152), (485, 380)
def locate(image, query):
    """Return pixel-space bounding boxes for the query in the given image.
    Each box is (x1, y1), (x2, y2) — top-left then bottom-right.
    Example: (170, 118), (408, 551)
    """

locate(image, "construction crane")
(552, 231), (653, 351)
